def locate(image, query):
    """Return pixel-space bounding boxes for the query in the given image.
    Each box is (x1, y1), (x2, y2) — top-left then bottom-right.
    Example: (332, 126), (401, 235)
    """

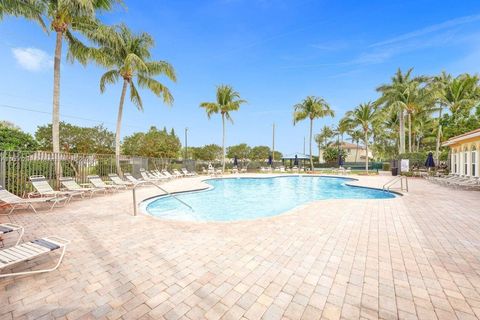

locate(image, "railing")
(132, 181), (194, 216)
(383, 176), (408, 192)
(0, 150), (195, 195)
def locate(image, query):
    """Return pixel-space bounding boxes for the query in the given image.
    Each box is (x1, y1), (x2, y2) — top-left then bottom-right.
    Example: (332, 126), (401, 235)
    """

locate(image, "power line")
(0, 103), (145, 129)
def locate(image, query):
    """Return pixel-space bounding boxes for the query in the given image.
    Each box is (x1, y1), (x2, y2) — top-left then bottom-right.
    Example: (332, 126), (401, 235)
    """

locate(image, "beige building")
(319, 142), (373, 163)
(443, 128), (480, 177)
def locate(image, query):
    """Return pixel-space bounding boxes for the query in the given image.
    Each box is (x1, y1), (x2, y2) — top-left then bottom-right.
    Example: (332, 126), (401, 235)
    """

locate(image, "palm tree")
(86, 24), (176, 175)
(431, 73), (480, 162)
(200, 85), (246, 172)
(345, 102), (378, 172)
(315, 125), (334, 163)
(0, 0), (46, 29)
(348, 129), (363, 163)
(293, 96), (334, 170)
(1, 0), (120, 153)
(377, 68), (428, 154)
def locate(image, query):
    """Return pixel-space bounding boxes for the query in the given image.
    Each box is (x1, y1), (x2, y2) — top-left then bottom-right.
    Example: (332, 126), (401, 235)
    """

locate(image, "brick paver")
(0, 174), (479, 319)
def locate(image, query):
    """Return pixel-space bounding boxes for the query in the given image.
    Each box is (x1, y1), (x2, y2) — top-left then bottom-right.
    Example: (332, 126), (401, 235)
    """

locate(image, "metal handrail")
(383, 176), (408, 192)
(132, 180), (193, 216)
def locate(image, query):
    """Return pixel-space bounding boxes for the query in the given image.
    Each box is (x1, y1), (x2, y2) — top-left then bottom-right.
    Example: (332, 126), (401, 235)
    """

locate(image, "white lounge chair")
(0, 223), (24, 247)
(124, 173), (145, 185)
(181, 168), (195, 176)
(162, 170), (177, 179)
(87, 175), (123, 192)
(60, 177), (106, 197)
(0, 236), (70, 278)
(139, 169), (166, 182)
(29, 176), (83, 203)
(108, 174), (134, 188)
(172, 169), (184, 178)
(0, 185), (66, 215)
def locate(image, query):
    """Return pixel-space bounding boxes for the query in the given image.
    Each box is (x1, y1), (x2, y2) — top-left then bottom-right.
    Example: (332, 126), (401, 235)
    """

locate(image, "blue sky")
(1, 0), (480, 154)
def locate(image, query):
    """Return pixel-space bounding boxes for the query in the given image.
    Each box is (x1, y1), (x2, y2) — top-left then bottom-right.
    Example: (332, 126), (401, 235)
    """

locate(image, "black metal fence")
(0, 150), (191, 196)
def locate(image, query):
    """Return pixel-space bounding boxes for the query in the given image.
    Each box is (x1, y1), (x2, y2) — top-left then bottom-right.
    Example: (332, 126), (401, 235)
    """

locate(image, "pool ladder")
(132, 181), (194, 216)
(383, 176), (408, 192)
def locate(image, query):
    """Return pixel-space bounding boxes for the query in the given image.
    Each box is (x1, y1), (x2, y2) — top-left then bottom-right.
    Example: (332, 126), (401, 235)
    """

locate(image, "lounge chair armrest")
(27, 192), (41, 198)
(44, 236), (71, 246)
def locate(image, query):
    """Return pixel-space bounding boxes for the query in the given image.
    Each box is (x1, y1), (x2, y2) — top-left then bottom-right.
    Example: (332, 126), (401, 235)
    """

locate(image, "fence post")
(0, 151), (5, 187)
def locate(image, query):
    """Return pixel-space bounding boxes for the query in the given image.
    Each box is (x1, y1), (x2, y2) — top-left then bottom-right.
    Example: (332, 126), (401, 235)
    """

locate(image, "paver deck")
(0, 174), (479, 320)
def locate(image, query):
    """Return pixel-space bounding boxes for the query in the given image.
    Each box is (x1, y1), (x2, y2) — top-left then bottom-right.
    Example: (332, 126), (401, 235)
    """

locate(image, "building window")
(464, 152), (468, 175)
(473, 151), (477, 177)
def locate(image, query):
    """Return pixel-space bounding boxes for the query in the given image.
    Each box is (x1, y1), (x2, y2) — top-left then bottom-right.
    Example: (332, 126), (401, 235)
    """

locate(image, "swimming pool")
(144, 176), (395, 222)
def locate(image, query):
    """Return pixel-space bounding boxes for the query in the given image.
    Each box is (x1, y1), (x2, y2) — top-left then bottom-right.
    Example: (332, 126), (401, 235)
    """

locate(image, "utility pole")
(272, 123), (275, 162)
(184, 127), (188, 160)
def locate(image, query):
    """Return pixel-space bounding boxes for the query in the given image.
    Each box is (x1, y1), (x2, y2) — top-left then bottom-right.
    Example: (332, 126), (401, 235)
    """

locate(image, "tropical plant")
(85, 24), (176, 175)
(293, 96), (334, 170)
(315, 125), (334, 158)
(348, 129), (363, 163)
(431, 73), (480, 161)
(2, 0), (122, 154)
(0, 0), (46, 30)
(345, 102), (378, 172)
(200, 85), (246, 172)
(376, 68), (428, 154)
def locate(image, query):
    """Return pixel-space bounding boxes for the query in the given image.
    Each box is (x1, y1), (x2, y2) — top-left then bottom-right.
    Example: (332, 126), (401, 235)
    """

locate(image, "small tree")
(0, 125), (38, 151)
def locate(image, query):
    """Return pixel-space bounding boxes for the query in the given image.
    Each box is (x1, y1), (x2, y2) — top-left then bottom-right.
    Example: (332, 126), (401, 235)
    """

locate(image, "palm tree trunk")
(355, 140), (359, 163)
(399, 109), (405, 154)
(222, 113), (226, 172)
(52, 30), (62, 154)
(309, 118), (313, 171)
(115, 79), (129, 176)
(52, 30), (63, 184)
(408, 113), (412, 153)
(365, 131), (369, 173)
(435, 108), (443, 164)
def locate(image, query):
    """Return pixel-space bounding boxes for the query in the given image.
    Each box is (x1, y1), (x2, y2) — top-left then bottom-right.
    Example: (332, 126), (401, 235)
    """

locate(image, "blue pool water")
(145, 176), (395, 222)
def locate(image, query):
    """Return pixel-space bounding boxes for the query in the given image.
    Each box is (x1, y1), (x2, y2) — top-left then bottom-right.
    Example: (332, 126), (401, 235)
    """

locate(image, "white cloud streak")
(12, 47), (53, 72)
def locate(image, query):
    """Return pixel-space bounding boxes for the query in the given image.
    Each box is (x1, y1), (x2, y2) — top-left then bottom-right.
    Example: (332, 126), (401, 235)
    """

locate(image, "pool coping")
(138, 174), (401, 224)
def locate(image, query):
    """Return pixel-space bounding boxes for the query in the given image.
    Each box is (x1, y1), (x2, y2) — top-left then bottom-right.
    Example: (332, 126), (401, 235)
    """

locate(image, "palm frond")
(137, 74), (174, 105)
(129, 81), (143, 110)
(99, 69), (120, 93)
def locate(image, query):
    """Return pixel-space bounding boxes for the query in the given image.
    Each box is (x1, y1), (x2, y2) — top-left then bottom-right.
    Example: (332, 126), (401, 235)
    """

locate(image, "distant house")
(319, 142), (373, 164)
(442, 128), (479, 177)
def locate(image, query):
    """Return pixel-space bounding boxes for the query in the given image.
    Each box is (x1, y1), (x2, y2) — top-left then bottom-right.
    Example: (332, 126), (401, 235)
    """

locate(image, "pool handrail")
(132, 181), (194, 216)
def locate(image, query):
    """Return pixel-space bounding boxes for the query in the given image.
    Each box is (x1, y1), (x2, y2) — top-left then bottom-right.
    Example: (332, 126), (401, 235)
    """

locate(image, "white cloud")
(369, 14), (480, 48)
(12, 47), (53, 72)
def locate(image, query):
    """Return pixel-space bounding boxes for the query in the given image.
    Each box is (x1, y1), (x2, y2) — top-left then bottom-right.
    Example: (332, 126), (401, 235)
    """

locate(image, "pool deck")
(0, 174), (479, 320)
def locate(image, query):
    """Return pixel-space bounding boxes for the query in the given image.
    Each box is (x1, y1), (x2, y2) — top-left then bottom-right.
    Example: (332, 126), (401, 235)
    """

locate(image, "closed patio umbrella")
(338, 153), (344, 167)
(233, 156), (238, 167)
(268, 155), (272, 166)
(425, 152), (435, 168)
(294, 155), (299, 166)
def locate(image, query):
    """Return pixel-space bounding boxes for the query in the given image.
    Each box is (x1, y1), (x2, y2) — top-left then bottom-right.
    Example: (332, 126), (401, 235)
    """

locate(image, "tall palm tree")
(345, 102), (378, 172)
(293, 96), (334, 170)
(315, 125), (334, 162)
(86, 24), (176, 175)
(0, 0), (46, 29)
(377, 68), (428, 154)
(348, 129), (363, 163)
(431, 73), (480, 161)
(200, 85), (246, 172)
(1, 0), (121, 153)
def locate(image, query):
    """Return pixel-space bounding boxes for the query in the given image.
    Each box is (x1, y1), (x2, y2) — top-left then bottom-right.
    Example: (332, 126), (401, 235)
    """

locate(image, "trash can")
(391, 167), (398, 176)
